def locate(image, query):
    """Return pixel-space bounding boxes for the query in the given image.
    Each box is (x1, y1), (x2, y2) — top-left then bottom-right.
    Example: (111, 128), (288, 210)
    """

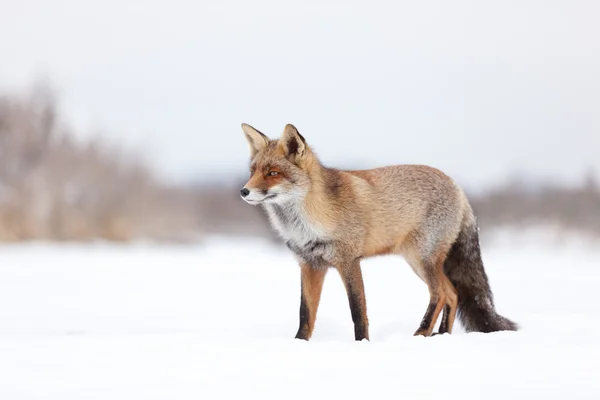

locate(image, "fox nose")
(240, 188), (250, 197)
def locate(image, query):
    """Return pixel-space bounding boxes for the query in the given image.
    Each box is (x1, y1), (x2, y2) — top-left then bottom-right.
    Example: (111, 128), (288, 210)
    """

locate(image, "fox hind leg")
(437, 276), (458, 334)
(413, 255), (448, 337)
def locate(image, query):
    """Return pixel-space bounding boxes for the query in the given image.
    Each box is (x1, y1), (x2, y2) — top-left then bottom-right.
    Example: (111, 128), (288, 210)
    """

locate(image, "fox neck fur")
(262, 163), (339, 268)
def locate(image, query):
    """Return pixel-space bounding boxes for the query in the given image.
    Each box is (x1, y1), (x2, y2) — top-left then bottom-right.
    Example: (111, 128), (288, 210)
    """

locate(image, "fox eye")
(267, 171), (279, 176)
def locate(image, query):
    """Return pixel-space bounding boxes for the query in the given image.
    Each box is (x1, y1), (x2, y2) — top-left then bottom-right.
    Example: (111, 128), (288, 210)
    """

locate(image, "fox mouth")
(243, 193), (277, 205)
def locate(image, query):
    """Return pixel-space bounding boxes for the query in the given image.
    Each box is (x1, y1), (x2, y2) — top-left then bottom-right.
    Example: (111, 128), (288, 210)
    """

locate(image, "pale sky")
(1, 0), (598, 191)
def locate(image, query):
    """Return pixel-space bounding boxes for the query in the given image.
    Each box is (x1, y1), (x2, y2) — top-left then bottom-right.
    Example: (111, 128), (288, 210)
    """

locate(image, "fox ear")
(241, 123), (269, 158)
(279, 124), (306, 160)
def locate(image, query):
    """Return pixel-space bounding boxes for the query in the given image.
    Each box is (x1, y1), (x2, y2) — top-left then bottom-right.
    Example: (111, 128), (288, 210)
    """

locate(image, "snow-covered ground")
(0, 232), (599, 399)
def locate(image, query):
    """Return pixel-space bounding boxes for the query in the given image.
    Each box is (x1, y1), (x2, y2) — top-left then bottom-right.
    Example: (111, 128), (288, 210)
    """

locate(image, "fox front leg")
(336, 259), (370, 341)
(295, 263), (327, 340)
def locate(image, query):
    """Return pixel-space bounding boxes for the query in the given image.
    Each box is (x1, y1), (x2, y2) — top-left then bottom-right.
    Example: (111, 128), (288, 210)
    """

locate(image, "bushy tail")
(443, 216), (517, 333)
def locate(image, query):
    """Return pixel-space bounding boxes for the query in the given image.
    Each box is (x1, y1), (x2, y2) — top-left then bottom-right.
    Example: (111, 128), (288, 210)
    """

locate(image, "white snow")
(0, 232), (599, 399)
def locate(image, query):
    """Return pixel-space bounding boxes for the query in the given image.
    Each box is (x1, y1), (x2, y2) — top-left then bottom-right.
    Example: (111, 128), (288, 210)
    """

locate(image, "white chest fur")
(264, 203), (334, 268)
(263, 203), (327, 247)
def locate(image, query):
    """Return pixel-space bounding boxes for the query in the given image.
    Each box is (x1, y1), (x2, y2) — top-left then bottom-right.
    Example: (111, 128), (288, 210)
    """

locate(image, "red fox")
(240, 122), (517, 341)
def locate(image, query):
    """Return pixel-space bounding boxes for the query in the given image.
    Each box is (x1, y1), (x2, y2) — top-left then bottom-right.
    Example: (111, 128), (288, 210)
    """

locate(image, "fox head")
(240, 123), (313, 206)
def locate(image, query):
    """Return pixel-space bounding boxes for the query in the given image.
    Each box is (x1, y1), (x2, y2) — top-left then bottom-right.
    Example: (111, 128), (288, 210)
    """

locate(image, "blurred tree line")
(470, 170), (600, 240)
(0, 82), (598, 243)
